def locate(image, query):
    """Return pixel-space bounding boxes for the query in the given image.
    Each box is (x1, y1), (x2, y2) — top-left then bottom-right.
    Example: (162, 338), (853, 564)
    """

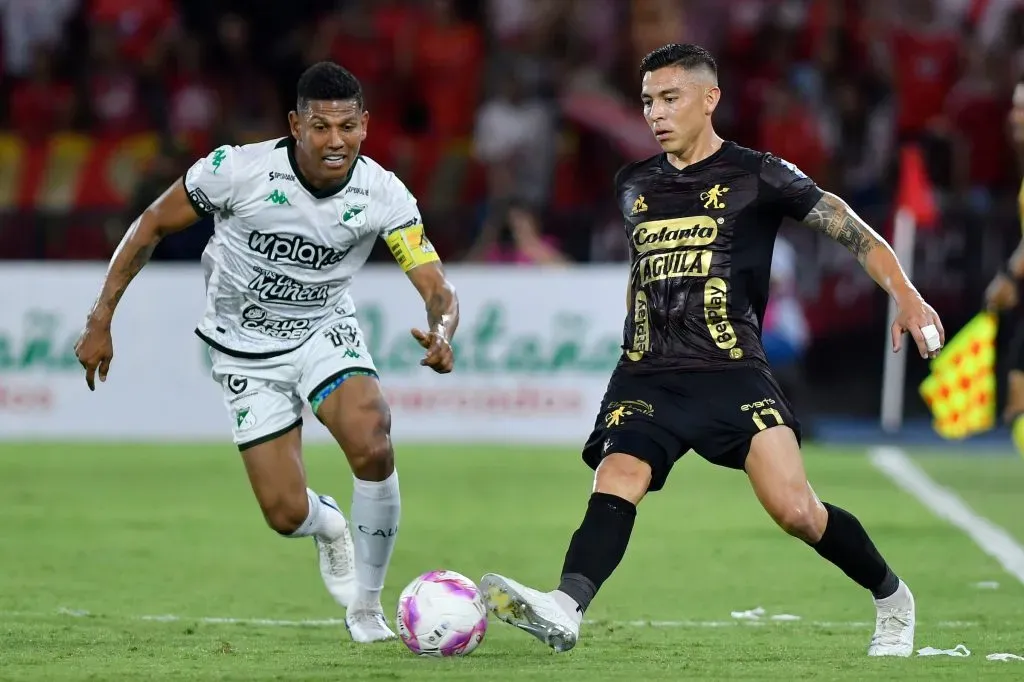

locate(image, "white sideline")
(868, 446), (1024, 585)
(0, 608), (976, 630)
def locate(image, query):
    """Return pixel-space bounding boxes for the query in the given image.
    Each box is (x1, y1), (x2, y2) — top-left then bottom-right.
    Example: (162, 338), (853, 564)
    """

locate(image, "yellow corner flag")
(919, 312), (997, 439)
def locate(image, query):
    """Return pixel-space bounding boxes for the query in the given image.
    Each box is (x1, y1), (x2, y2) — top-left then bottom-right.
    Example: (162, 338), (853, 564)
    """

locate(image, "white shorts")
(208, 316), (378, 450)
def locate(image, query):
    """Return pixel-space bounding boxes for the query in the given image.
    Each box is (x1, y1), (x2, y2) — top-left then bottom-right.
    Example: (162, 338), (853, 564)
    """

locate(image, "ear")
(360, 110), (369, 142)
(288, 110), (300, 140)
(704, 86), (721, 116)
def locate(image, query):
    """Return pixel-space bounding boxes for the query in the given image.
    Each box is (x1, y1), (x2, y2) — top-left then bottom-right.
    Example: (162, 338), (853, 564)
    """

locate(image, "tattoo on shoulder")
(802, 193), (880, 263)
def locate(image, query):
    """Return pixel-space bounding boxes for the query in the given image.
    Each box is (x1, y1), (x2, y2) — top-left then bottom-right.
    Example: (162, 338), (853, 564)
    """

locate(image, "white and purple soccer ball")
(396, 570), (488, 657)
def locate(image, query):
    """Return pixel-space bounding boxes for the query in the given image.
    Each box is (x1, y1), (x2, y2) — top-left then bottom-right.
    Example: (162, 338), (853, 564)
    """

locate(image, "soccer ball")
(396, 570), (488, 657)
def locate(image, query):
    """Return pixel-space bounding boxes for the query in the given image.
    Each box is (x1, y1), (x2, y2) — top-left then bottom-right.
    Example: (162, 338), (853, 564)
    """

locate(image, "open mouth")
(322, 154), (347, 169)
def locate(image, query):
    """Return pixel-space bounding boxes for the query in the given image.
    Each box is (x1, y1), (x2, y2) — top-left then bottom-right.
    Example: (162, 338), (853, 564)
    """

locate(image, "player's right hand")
(74, 321), (114, 391)
(985, 272), (1018, 311)
(411, 327), (454, 374)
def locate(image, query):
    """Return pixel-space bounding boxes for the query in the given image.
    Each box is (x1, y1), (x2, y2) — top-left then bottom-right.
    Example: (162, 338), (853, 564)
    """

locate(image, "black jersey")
(616, 141), (823, 373)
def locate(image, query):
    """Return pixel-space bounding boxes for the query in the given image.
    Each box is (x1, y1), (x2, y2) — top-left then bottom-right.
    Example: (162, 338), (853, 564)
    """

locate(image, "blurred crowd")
(1, 0), (1023, 269)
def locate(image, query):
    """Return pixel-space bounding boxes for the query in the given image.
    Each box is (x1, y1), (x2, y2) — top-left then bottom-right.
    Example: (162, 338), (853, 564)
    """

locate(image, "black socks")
(811, 502), (900, 599)
(556, 492), (637, 612)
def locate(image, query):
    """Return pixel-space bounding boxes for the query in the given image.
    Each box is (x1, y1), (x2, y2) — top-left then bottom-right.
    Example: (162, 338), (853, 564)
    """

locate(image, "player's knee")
(594, 453), (652, 504)
(349, 438), (394, 480)
(261, 494), (310, 535)
(772, 501), (825, 542)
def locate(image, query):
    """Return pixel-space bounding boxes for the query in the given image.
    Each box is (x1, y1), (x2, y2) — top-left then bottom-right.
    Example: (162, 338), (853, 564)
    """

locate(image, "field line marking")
(0, 608), (976, 629)
(868, 445), (1024, 585)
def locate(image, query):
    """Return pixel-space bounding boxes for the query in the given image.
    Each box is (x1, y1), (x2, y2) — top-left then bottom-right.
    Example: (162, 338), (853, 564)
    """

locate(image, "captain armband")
(384, 223), (440, 272)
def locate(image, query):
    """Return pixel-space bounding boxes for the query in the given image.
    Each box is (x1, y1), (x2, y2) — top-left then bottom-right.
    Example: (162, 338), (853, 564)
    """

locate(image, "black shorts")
(582, 364), (801, 491)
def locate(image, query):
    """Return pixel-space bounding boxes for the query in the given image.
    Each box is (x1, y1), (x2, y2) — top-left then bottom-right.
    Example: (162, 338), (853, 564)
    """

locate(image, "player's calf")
(259, 490), (314, 535)
(744, 427), (913, 655)
(316, 373), (400, 639)
(556, 453), (647, 614)
(482, 449), (652, 650)
(240, 431), (357, 609)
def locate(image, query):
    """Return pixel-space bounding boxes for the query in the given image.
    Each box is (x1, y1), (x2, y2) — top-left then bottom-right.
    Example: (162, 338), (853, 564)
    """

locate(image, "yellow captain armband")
(384, 223), (440, 272)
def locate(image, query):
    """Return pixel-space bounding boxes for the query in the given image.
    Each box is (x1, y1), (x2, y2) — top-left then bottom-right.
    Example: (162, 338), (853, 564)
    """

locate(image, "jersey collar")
(659, 141), (732, 175)
(277, 137), (360, 199)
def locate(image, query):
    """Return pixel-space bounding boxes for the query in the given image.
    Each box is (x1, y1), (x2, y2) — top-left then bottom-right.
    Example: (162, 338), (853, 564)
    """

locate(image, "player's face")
(288, 99), (369, 187)
(641, 67), (718, 154)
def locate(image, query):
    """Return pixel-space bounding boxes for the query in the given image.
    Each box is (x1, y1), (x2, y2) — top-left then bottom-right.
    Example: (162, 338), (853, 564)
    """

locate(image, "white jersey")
(183, 138), (437, 358)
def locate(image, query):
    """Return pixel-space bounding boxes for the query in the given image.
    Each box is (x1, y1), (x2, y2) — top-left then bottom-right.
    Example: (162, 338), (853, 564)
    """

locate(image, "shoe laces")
(319, 535), (354, 575)
(350, 609), (387, 628)
(871, 610), (911, 647)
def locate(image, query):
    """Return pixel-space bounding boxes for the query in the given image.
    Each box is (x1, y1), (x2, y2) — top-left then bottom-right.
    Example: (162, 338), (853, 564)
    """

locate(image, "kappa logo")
(701, 184), (729, 209)
(631, 195), (648, 215)
(211, 147), (228, 174)
(265, 190), (290, 205)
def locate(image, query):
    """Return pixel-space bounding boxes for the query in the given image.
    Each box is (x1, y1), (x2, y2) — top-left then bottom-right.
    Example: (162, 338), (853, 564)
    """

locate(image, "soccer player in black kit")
(479, 44), (946, 657)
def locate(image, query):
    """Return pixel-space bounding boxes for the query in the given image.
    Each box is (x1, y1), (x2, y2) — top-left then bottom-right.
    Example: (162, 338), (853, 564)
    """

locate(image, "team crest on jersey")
(341, 201), (368, 227)
(700, 184), (729, 209)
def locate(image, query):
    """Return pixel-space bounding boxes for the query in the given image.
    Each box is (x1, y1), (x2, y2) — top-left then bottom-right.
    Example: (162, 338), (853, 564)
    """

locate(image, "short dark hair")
(640, 44), (718, 79)
(296, 61), (364, 110)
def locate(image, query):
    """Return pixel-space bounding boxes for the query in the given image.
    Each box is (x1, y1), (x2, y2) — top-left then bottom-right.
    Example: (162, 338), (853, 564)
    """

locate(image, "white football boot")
(312, 495), (357, 609)
(867, 580), (915, 657)
(346, 604), (397, 643)
(480, 573), (580, 652)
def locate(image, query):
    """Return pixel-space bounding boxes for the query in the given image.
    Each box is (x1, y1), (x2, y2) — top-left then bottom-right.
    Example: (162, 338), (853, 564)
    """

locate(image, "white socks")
(350, 470), (401, 607)
(874, 579), (911, 609)
(287, 488), (347, 540)
(551, 590), (585, 626)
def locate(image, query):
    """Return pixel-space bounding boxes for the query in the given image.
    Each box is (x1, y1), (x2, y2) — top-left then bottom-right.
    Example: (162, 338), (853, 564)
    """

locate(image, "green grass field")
(2, 442), (1023, 680)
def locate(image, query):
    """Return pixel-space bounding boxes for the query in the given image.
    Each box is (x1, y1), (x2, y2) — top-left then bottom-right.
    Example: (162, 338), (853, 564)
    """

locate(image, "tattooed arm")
(405, 261), (459, 374)
(801, 191), (945, 358)
(802, 192), (911, 297)
(89, 180), (200, 327)
(75, 180), (202, 390)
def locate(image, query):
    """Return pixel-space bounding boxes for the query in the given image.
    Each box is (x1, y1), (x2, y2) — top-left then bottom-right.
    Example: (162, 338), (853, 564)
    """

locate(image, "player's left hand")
(892, 293), (945, 360)
(411, 328), (454, 373)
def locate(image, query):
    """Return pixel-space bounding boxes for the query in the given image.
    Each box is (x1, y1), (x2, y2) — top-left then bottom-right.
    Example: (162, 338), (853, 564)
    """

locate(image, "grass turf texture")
(1, 443), (1022, 680)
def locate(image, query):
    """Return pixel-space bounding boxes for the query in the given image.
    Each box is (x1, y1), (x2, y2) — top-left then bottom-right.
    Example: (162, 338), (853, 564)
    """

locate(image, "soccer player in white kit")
(74, 62), (459, 643)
